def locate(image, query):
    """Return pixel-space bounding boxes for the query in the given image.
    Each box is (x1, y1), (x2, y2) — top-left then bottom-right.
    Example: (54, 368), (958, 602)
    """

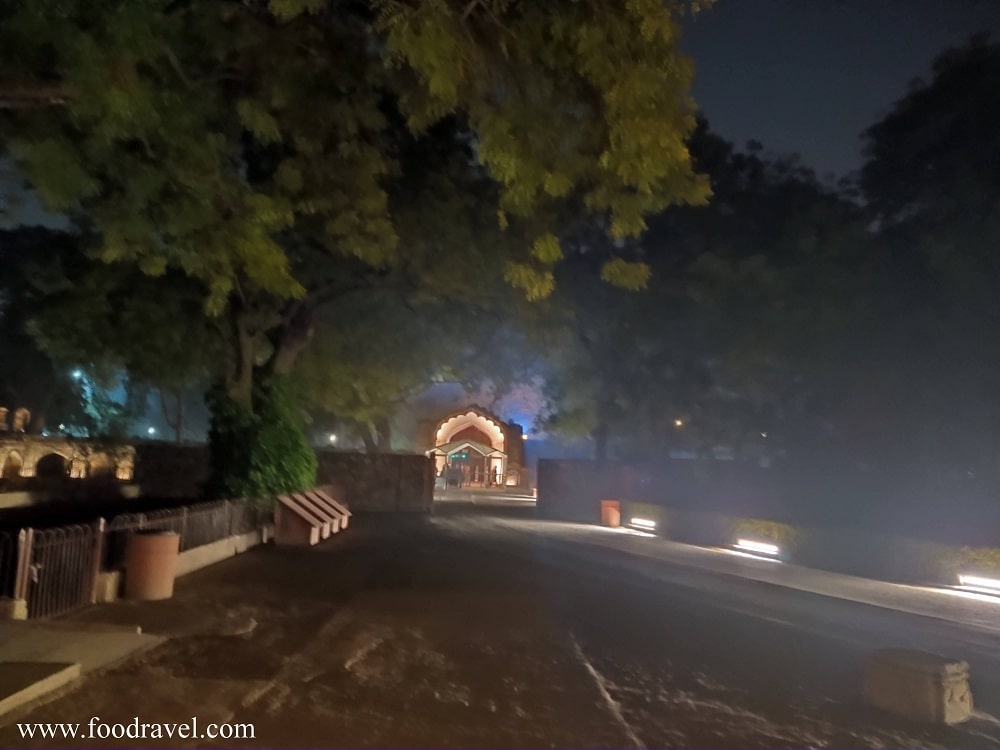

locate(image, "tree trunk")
(176, 396), (184, 444)
(227, 307), (256, 404)
(159, 387), (185, 444)
(267, 302), (315, 377)
(375, 416), (391, 451)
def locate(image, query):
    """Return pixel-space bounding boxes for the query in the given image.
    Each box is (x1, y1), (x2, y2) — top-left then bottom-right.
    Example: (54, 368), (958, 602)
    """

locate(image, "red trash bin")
(125, 530), (180, 601)
(600, 500), (621, 528)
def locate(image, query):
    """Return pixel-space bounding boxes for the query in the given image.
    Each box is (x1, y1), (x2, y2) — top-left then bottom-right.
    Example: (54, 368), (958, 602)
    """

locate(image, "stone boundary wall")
(133, 443), (210, 498)
(538, 459), (1000, 584)
(537, 459), (1000, 547)
(132, 445), (434, 512)
(315, 450), (434, 512)
(618, 501), (994, 586)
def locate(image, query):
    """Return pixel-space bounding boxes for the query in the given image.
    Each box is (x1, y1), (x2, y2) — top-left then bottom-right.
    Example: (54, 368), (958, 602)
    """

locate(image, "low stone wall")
(615, 501), (996, 586)
(0, 485), (141, 510)
(536, 459), (621, 524)
(133, 445), (434, 512)
(539, 459), (1000, 544)
(539, 459), (1000, 585)
(92, 524), (274, 605)
(316, 450), (434, 512)
(174, 524), (272, 577)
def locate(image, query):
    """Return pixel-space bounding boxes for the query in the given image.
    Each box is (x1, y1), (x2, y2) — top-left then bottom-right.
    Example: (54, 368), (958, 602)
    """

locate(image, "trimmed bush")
(206, 376), (317, 506)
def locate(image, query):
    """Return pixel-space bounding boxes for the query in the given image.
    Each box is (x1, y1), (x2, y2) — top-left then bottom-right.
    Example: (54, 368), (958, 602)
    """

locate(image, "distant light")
(957, 574), (1000, 595)
(674, 418), (684, 428)
(735, 539), (780, 556)
(630, 517), (657, 530)
(720, 547), (783, 563)
(594, 525), (656, 538)
(147, 427), (156, 436)
(328, 433), (338, 444)
(761, 431), (768, 438)
(71, 369), (83, 380)
(522, 434), (528, 440)
(58, 423), (65, 430)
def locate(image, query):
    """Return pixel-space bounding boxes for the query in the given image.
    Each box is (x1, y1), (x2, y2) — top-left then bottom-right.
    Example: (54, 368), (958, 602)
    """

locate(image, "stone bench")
(274, 495), (325, 546)
(306, 488), (351, 529)
(273, 487), (352, 547)
(862, 648), (972, 725)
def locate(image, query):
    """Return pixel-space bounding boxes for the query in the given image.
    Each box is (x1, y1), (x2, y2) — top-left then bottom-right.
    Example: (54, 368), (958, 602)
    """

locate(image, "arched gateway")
(419, 406), (525, 488)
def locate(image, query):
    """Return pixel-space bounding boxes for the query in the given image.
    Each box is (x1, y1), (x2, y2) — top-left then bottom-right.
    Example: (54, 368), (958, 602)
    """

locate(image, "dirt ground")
(2, 505), (998, 748)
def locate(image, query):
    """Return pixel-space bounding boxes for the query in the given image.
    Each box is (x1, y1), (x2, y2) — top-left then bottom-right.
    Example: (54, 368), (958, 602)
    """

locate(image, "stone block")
(863, 648), (972, 725)
(0, 598), (27, 620)
(94, 571), (121, 604)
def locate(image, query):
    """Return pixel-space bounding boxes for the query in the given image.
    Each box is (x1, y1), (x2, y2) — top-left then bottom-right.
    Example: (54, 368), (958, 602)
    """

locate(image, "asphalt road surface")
(3, 501), (1000, 748)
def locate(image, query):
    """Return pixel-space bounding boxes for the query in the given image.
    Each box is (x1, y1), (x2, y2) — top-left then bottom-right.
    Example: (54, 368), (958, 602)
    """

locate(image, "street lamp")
(147, 426), (156, 436)
(328, 433), (338, 444)
(674, 418), (684, 428)
(71, 369), (83, 380)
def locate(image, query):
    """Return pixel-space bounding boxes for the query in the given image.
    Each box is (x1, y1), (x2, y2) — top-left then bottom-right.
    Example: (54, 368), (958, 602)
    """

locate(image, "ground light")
(734, 538), (781, 559)
(956, 573), (1000, 597)
(629, 517), (657, 531)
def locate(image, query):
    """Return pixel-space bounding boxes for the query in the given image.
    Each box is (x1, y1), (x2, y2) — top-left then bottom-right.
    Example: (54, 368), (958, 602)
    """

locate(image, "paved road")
(3, 503), (1000, 748)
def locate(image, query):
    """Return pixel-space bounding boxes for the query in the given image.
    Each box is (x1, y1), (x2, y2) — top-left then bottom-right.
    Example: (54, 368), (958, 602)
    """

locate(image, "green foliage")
(600, 258), (651, 290)
(857, 37), (1000, 475)
(1, 0), (709, 312)
(206, 376), (317, 503)
(541, 123), (875, 461)
(0, 0), (713, 488)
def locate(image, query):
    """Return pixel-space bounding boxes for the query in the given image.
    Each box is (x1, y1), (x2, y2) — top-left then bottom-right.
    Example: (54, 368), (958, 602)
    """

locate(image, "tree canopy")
(0, 0), (713, 496)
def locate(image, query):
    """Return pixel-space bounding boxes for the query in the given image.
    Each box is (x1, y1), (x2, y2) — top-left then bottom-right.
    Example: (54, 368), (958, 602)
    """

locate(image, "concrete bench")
(291, 493), (341, 534)
(274, 495), (326, 546)
(305, 489), (351, 530)
(862, 648), (972, 725)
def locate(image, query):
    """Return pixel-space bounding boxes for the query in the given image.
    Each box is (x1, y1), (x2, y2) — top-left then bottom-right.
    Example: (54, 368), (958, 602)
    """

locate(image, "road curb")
(0, 662), (81, 719)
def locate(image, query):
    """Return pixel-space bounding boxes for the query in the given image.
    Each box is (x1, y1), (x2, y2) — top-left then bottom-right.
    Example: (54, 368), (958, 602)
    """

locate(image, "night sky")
(682, 0), (1000, 180)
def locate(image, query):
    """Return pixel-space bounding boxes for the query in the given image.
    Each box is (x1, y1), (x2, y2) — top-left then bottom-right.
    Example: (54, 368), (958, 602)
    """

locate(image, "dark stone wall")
(315, 450), (434, 512)
(133, 443), (434, 512)
(537, 458), (1000, 547)
(536, 459), (622, 524)
(133, 443), (210, 499)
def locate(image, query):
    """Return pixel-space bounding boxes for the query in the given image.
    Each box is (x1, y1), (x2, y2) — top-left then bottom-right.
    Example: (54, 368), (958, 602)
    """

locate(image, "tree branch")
(0, 85), (68, 110)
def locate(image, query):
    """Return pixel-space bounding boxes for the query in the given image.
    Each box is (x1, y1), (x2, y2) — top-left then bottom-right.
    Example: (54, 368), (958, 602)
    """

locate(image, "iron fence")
(104, 499), (260, 570)
(0, 530), (17, 598)
(24, 523), (102, 619)
(7, 497), (265, 619)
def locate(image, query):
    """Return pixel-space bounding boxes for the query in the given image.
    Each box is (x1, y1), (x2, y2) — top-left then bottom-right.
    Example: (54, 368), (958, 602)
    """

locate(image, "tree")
(542, 124), (874, 463)
(0, 0), (711, 497)
(859, 35), (1000, 477)
(0, 227), (90, 432)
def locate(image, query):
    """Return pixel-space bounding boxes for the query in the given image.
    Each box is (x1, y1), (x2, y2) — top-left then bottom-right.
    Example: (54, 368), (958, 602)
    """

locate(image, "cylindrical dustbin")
(125, 530), (180, 601)
(600, 500), (621, 528)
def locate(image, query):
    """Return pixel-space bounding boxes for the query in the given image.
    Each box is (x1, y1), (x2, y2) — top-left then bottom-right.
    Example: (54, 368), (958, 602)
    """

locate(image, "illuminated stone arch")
(35, 452), (71, 479)
(1, 450), (23, 478)
(434, 410), (505, 452)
